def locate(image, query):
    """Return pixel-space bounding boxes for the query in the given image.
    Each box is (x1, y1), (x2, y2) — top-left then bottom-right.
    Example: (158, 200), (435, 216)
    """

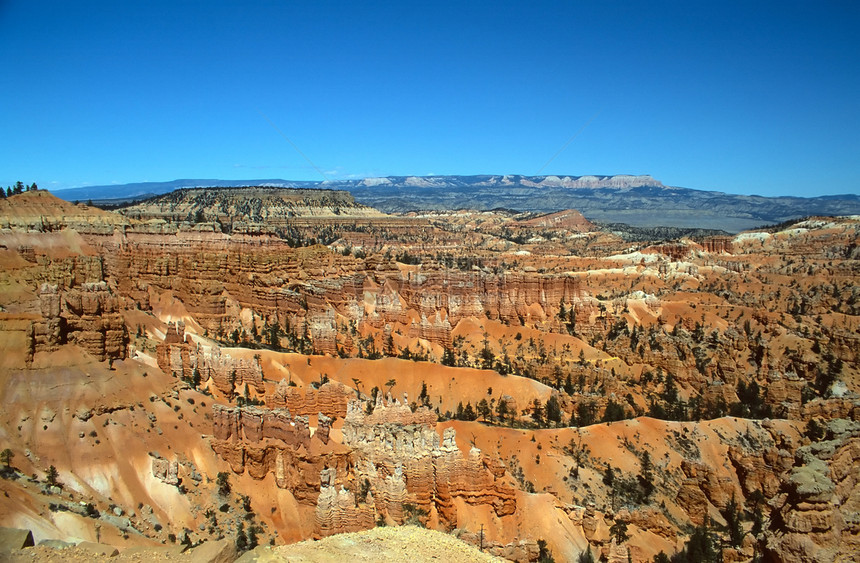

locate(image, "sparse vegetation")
(217, 471), (231, 496)
(3, 183), (858, 560)
(45, 465), (60, 488)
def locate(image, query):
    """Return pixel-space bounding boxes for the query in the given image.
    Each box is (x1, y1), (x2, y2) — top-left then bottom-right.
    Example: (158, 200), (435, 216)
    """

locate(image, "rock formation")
(764, 419), (860, 562)
(157, 325), (264, 395)
(151, 456), (180, 486)
(267, 380), (354, 419)
(1, 190), (858, 561)
(340, 397), (516, 530)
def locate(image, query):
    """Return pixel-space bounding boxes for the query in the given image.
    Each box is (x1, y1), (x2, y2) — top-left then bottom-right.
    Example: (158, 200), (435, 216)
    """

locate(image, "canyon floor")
(0, 188), (858, 562)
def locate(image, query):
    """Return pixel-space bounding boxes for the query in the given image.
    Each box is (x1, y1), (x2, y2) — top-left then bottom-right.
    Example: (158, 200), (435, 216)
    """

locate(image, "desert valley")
(0, 183), (858, 562)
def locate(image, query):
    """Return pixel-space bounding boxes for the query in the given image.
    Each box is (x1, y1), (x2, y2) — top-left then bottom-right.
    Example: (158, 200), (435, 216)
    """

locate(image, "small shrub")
(217, 471), (231, 496)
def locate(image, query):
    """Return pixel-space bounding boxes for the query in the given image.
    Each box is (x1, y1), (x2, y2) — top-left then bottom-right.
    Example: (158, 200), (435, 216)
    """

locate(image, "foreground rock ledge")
(240, 526), (507, 562)
(2, 527), (505, 563)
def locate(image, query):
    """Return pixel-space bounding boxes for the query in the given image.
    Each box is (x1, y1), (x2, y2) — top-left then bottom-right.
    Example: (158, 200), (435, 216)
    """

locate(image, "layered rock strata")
(267, 379), (354, 419)
(341, 396), (517, 530)
(765, 420), (860, 562)
(210, 403), (350, 499)
(156, 322), (264, 395)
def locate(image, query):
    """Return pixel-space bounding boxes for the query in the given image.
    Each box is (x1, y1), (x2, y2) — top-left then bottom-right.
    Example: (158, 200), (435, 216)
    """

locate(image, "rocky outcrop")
(29, 274), (127, 361)
(512, 209), (595, 232)
(642, 243), (693, 262)
(675, 460), (737, 524)
(340, 397), (517, 530)
(6, 279), (127, 363)
(0, 190), (129, 233)
(727, 446), (784, 500)
(454, 529), (540, 563)
(765, 372), (805, 419)
(208, 381), (361, 493)
(103, 227), (592, 349)
(702, 236), (733, 254)
(617, 507), (677, 541)
(151, 456), (180, 485)
(802, 398), (860, 422)
(34, 284), (63, 351)
(268, 380), (354, 419)
(211, 403), (351, 499)
(203, 346), (265, 396)
(210, 391), (516, 539)
(765, 420), (860, 562)
(0, 315), (37, 366)
(156, 321), (192, 379)
(314, 467), (376, 538)
(316, 413), (332, 444)
(0, 527), (35, 551)
(212, 404), (313, 448)
(157, 326), (264, 395)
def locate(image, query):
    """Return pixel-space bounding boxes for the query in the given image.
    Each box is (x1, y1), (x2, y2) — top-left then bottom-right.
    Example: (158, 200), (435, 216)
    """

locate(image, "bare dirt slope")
(2, 527), (503, 563)
(240, 526), (506, 562)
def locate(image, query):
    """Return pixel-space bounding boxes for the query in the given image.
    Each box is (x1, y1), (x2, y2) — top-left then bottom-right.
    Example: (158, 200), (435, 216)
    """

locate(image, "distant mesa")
(120, 186), (384, 226)
(47, 174), (860, 232)
(512, 208), (595, 232)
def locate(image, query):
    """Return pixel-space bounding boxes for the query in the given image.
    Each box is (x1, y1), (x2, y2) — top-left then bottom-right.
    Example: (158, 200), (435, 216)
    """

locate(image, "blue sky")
(1, 1), (858, 196)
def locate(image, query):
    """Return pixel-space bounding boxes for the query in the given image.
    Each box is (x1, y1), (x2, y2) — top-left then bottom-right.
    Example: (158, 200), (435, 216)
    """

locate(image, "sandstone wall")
(156, 324), (264, 395)
(764, 420), (860, 562)
(342, 398), (517, 529)
(268, 380), (354, 419)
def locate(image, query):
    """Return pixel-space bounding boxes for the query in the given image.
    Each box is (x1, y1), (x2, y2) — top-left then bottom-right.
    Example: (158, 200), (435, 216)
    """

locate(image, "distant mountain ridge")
(51, 178), (317, 202)
(350, 173), (664, 189)
(50, 175), (860, 232)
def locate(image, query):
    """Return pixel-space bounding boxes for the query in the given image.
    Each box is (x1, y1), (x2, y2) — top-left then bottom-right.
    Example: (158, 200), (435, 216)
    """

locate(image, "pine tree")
(496, 399), (509, 422)
(531, 398), (544, 427)
(46, 465), (60, 486)
(477, 398), (491, 420)
(564, 373), (574, 394)
(610, 520), (629, 544)
(418, 382), (430, 407)
(681, 520), (719, 563)
(247, 525), (259, 549)
(545, 395), (562, 425)
(217, 471), (231, 496)
(751, 505), (764, 538)
(603, 465), (615, 488)
(236, 521), (248, 552)
(0, 448), (13, 467)
(537, 539), (556, 563)
(724, 495), (744, 547)
(638, 451), (655, 500)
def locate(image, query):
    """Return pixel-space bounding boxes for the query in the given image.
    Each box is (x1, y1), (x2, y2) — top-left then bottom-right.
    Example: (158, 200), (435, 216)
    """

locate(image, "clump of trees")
(653, 519), (720, 562)
(2, 181), (38, 197)
(602, 450), (656, 510)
